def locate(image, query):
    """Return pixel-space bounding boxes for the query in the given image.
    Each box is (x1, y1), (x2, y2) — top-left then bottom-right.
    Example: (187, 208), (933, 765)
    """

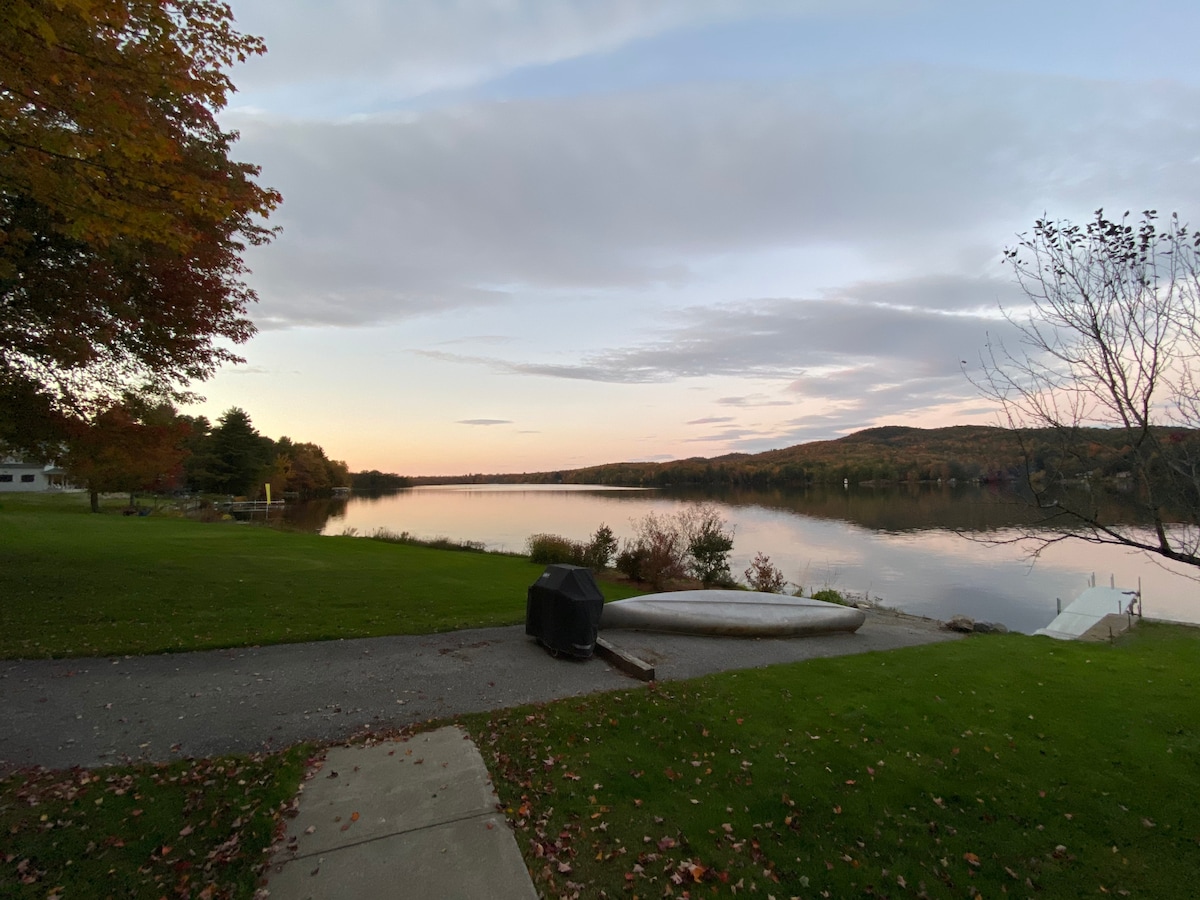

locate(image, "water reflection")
(283, 484), (1198, 633)
(665, 482), (1160, 533)
(282, 496), (349, 532)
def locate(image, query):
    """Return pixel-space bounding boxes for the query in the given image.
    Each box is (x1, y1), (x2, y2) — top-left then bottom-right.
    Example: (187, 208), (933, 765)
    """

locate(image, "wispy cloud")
(456, 418), (513, 426)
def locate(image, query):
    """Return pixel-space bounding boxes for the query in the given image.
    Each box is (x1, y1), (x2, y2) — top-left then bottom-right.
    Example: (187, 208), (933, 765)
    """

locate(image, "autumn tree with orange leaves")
(63, 400), (191, 512)
(0, 0), (279, 451)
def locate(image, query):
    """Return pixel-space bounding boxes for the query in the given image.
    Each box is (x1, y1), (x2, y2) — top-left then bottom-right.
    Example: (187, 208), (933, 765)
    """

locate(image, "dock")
(219, 500), (286, 514)
(1033, 585), (1141, 641)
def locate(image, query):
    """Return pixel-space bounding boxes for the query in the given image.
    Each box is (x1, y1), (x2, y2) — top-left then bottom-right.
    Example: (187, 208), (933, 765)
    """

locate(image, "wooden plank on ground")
(594, 636), (655, 682)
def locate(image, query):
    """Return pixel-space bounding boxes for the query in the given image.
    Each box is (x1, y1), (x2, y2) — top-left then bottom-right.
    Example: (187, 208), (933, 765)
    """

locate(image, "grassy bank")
(0, 493), (642, 659)
(468, 624), (1200, 898)
(1, 746), (309, 899)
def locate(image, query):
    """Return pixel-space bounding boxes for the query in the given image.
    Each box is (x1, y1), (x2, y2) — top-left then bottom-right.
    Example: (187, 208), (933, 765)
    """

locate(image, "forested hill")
(410, 424), (1177, 488)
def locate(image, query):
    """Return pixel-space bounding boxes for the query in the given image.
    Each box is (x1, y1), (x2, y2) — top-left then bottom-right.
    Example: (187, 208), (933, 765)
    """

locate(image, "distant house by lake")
(0, 459), (69, 492)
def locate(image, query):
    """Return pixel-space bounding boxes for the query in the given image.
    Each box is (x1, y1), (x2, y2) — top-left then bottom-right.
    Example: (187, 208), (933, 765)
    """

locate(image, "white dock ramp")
(1034, 586), (1140, 640)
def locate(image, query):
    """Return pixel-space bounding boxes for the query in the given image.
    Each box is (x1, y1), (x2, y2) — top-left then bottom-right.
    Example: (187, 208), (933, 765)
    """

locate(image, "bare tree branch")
(969, 210), (1200, 571)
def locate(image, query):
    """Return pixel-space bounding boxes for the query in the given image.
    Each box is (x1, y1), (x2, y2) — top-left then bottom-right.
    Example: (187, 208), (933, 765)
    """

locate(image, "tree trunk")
(89, 488), (99, 513)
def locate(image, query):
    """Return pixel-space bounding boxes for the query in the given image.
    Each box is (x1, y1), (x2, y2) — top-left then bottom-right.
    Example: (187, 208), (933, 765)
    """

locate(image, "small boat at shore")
(600, 589), (866, 637)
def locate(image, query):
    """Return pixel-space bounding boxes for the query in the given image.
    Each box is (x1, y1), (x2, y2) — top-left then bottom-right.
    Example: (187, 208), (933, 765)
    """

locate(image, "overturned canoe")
(600, 590), (865, 637)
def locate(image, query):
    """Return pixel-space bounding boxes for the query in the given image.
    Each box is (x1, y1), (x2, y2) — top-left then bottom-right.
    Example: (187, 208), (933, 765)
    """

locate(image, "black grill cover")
(526, 564), (604, 658)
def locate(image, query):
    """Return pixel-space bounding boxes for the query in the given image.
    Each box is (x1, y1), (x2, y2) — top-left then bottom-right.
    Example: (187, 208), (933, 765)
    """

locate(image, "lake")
(286, 483), (1199, 634)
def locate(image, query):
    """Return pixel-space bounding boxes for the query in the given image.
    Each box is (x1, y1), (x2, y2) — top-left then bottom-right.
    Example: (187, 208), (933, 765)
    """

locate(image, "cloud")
(222, 365), (279, 376)
(232, 68), (1200, 330)
(230, 1), (877, 112)
(414, 281), (1026, 455)
(412, 288), (1022, 428)
(456, 418), (513, 426)
(682, 426), (778, 443)
(435, 334), (516, 347)
(826, 274), (1019, 313)
(717, 394), (794, 408)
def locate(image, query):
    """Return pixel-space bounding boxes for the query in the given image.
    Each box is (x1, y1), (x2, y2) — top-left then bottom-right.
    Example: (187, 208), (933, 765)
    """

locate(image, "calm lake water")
(288, 483), (1199, 634)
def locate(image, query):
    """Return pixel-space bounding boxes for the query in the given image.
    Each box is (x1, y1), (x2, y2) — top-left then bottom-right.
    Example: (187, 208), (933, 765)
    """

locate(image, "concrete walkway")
(263, 727), (536, 900)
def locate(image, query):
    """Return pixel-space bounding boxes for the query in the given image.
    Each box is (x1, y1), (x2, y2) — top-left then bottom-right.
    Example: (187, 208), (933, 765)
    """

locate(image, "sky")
(195, 0), (1200, 475)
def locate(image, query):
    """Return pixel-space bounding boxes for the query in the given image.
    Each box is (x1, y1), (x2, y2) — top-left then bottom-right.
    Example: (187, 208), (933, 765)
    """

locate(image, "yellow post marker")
(266, 483), (271, 504)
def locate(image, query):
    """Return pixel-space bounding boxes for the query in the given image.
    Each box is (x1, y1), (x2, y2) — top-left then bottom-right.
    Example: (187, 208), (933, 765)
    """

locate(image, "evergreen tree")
(206, 408), (270, 496)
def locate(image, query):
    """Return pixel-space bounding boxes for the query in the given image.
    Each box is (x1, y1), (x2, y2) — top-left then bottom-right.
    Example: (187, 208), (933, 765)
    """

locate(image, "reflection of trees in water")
(660, 483), (1163, 534)
(282, 497), (348, 532)
(278, 483), (1165, 538)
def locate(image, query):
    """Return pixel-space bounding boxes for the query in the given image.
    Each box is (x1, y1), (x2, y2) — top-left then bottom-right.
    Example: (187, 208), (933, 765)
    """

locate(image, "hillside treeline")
(410, 425), (1198, 490)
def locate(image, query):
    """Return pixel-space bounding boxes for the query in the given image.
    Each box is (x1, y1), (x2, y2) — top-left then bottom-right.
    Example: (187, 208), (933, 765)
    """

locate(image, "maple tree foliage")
(63, 399), (190, 511)
(0, 0), (279, 444)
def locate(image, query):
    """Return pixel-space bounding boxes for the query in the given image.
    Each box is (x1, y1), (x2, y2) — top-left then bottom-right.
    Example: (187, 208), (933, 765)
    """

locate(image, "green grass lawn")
(467, 624), (1200, 899)
(0, 493), (643, 659)
(0, 746), (309, 900)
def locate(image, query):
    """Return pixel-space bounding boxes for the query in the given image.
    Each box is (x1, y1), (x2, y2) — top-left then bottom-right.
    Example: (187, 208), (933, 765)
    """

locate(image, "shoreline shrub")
(583, 524), (618, 569)
(528, 524), (621, 569)
(744, 552), (787, 593)
(617, 505), (736, 588)
(679, 504), (735, 585)
(811, 587), (848, 606)
(527, 533), (587, 565)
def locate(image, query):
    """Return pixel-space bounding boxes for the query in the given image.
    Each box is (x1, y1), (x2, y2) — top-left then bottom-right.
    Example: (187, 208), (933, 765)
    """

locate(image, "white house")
(0, 459), (68, 492)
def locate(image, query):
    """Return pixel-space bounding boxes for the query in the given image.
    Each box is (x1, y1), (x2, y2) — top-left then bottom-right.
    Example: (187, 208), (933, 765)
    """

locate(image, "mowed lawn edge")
(0, 495), (643, 659)
(465, 623), (1200, 899)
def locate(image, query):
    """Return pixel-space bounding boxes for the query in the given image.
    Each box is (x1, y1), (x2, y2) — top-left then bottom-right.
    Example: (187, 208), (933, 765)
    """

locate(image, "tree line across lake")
(406, 424), (1199, 493)
(45, 417), (1199, 521)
